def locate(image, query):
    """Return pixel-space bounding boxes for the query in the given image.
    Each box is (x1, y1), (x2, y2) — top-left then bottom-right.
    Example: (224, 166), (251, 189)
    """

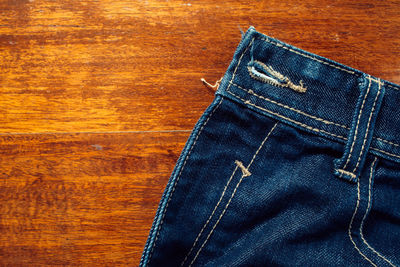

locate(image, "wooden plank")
(1, 1), (399, 133)
(0, 131), (189, 265)
(0, 0), (399, 265)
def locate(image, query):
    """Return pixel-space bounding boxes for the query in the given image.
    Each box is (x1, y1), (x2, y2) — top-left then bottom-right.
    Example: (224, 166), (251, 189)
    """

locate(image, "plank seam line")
(0, 130), (193, 135)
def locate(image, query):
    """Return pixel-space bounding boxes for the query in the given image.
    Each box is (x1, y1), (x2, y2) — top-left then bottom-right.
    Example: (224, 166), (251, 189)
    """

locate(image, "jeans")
(140, 26), (400, 266)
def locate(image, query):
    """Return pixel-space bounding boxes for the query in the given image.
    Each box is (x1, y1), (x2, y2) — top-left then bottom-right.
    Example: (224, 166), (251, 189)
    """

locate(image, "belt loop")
(334, 75), (385, 183)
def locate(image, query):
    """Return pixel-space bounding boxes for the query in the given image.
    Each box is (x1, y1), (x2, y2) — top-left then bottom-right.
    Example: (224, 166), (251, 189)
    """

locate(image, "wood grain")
(0, 131), (188, 265)
(0, 0), (399, 265)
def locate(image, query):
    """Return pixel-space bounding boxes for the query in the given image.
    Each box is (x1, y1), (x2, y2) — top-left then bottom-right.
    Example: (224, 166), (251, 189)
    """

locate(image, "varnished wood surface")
(1, 0), (399, 265)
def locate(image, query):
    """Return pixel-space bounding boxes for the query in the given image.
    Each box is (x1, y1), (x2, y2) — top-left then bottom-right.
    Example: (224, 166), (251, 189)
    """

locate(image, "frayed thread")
(238, 24), (245, 37)
(234, 160), (251, 177)
(201, 77), (223, 91)
(248, 60), (307, 93)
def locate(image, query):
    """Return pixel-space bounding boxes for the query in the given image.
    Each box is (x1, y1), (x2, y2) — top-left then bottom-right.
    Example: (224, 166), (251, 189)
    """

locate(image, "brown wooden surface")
(1, 0), (399, 265)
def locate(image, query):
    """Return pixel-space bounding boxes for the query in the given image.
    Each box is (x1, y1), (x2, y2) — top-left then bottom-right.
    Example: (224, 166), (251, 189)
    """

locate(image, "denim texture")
(140, 27), (400, 266)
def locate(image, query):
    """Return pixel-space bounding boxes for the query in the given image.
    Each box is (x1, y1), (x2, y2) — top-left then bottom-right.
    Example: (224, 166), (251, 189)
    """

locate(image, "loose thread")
(234, 160), (251, 177)
(201, 77), (223, 91)
(238, 24), (245, 37)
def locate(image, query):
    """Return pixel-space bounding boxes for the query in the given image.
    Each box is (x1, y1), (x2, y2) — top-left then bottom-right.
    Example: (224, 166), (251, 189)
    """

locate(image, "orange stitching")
(230, 82), (349, 129)
(227, 89), (347, 140)
(386, 84), (400, 91)
(227, 83), (400, 161)
(257, 36), (400, 94)
(259, 37), (356, 75)
(180, 163), (239, 266)
(188, 123), (278, 266)
(353, 79), (382, 173)
(226, 37), (255, 93)
(146, 97), (224, 265)
(336, 168), (356, 179)
(348, 163), (378, 266)
(374, 137), (400, 148)
(360, 158), (397, 267)
(182, 36), (255, 267)
(235, 160), (252, 177)
(342, 77), (372, 171)
(189, 169), (246, 266)
(370, 147), (400, 160)
(248, 60), (307, 93)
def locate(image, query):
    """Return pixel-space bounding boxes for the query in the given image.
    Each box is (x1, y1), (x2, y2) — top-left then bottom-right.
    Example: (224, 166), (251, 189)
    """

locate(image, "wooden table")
(1, 0), (399, 265)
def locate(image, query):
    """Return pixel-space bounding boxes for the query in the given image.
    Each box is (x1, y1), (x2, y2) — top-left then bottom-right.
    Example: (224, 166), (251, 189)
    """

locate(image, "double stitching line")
(230, 81), (349, 129)
(259, 37), (355, 75)
(348, 158), (377, 266)
(370, 147), (400, 160)
(228, 76), (400, 162)
(340, 77), (372, 176)
(226, 37), (255, 94)
(187, 123), (278, 267)
(229, 82), (400, 153)
(360, 158), (397, 267)
(227, 35), (400, 160)
(224, 36), (346, 142)
(387, 84), (400, 91)
(376, 137), (400, 148)
(259, 35), (400, 93)
(352, 79), (382, 174)
(145, 97), (224, 266)
(180, 36), (255, 267)
(226, 35), (347, 142)
(348, 158), (397, 266)
(180, 164), (239, 266)
(226, 89), (346, 140)
(182, 36), (254, 266)
(336, 169), (356, 180)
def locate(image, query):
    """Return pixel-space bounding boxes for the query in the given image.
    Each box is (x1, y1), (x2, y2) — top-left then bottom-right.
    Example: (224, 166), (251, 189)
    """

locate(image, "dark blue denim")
(140, 27), (400, 266)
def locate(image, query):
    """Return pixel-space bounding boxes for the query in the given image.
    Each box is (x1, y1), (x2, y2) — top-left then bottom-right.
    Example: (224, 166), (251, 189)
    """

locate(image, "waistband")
(216, 26), (400, 164)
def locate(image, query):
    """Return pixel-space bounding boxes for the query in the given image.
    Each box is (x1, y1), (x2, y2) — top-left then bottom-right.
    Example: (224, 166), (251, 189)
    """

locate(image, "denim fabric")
(140, 27), (400, 266)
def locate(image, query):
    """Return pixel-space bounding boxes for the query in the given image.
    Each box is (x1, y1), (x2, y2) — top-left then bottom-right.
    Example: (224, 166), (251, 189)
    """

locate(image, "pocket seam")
(359, 158), (397, 266)
(226, 87), (347, 141)
(180, 158), (241, 266)
(143, 96), (224, 266)
(185, 122), (279, 266)
(348, 157), (397, 267)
